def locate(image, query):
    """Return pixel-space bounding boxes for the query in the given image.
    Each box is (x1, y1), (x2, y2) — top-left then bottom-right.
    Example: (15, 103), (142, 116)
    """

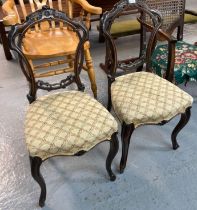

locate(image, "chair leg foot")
(171, 107), (191, 150)
(30, 156), (46, 207)
(106, 133), (119, 181)
(120, 123), (135, 174)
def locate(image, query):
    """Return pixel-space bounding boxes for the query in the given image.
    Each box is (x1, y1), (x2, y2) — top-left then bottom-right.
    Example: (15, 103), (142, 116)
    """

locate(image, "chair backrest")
(100, 0), (162, 78)
(145, 0), (186, 40)
(3, 0), (98, 29)
(5, 0), (76, 23)
(9, 7), (88, 103)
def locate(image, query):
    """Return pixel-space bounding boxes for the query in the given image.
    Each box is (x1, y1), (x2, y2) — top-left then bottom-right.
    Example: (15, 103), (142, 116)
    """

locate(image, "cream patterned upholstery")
(25, 91), (118, 160)
(111, 72), (193, 127)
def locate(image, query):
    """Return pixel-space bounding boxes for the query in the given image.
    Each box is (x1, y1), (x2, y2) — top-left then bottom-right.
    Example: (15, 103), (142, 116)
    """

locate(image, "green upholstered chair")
(152, 41), (197, 84)
(145, 0), (197, 84)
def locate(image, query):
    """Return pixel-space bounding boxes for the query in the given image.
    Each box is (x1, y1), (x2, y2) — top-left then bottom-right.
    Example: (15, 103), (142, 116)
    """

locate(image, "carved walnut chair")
(1, 0), (102, 98)
(101, 0), (193, 173)
(9, 7), (119, 207)
(144, 0), (197, 84)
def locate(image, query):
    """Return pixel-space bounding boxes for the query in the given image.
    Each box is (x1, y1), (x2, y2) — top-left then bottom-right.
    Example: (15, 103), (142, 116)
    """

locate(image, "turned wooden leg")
(106, 133), (119, 181)
(171, 107), (191, 150)
(30, 156), (46, 207)
(84, 45), (97, 98)
(120, 123), (135, 174)
(0, 20), (12, 60)
(67, 54), (74, 68)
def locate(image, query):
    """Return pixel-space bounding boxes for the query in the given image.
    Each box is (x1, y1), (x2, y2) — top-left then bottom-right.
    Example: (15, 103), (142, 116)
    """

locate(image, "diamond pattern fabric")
(25, 91), (118, 160)
(111, 72), (193, 127)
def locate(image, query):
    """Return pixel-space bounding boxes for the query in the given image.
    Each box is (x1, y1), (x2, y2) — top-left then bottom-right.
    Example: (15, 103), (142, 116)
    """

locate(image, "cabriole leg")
(171, 107), (191, 150)
(120, 123), (135, 174)
(30, 156), (46, 207)
(106, 133), (119, 181)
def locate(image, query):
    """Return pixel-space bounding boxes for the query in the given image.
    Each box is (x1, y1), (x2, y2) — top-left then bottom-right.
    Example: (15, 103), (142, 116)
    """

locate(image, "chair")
(9, 7), (119, 207)
(144, 0), (197, 84)
(100, 0), (193, 173)
(1, 0), (102, 98)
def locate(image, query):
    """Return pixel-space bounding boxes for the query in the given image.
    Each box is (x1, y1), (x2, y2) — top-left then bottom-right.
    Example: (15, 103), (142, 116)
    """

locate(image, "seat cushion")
(151, 41), (197, 84)
(111, 72), (193, 127)
(25, 91), (118, 160)
(22, 27), (79, 59)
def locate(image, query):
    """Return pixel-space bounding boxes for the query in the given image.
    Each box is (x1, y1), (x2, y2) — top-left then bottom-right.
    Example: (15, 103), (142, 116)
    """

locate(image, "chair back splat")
(100, 0), (162, 79)
(9, 7), (87, 103)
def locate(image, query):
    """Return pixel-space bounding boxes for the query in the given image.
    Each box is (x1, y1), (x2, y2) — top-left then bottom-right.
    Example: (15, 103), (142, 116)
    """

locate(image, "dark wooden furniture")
(100, 0), (193, 173)
(9, 7), (119, 207)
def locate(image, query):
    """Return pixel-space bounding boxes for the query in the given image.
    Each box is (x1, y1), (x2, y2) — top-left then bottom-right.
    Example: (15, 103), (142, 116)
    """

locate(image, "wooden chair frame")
(9, 7), (119, 207)
(100, 0), (192, 173)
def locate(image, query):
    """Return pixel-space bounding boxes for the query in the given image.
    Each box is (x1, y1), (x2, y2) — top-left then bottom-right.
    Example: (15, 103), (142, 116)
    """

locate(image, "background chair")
(101, 0), (193, 173)
(144, 0), (197, 84)
(1, 0), (102, 98)
(9, 7), (119, 207)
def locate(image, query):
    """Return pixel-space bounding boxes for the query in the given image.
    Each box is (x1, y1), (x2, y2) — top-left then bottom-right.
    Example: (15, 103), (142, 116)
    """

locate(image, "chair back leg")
(0, 20), (12, 60)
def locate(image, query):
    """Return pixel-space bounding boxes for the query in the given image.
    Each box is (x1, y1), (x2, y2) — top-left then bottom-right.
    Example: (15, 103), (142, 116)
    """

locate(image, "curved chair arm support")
(2, 0), (19, 26)
(165, 39), (177, 82)
(71, 0), (102, 15)
(138, 18), (177, 42)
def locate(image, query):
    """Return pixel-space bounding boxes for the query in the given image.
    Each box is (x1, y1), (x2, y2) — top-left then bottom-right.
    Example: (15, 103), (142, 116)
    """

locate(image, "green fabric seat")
(97, 13), (197, 39)
(184, 13), (197, 24)
(110, 20), (140, 37)
(151, 41), (197, 84)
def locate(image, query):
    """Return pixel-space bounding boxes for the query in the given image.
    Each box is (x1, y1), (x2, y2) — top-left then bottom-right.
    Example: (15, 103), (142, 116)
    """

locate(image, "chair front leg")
(120, 122), (135, 174)
(84, 47), (97, 98)
(171, 107), (191, 150)
(106, 132), (119, 181)
(30, 156), (46, 207)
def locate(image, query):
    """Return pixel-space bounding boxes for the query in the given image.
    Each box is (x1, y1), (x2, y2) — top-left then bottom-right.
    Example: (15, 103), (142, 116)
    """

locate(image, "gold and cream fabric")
(25, 91), (118, 160)
(111, 72), (193, 127)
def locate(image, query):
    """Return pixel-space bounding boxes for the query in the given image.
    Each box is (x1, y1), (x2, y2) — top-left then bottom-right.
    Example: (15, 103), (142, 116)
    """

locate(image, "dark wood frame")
(100, 0), (192, 173)
(9, 7), (119, 207)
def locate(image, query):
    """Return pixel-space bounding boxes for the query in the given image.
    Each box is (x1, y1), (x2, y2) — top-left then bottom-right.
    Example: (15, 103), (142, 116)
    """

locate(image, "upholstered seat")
(25, 91), (118, 160)
(152, 41), (197, 84)
(111, 72), (193, 127)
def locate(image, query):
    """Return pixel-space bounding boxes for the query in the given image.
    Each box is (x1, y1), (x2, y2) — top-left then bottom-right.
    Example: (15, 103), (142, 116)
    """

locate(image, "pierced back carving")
(100, 0), (162, 77)
(9, 7), (88, 103)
